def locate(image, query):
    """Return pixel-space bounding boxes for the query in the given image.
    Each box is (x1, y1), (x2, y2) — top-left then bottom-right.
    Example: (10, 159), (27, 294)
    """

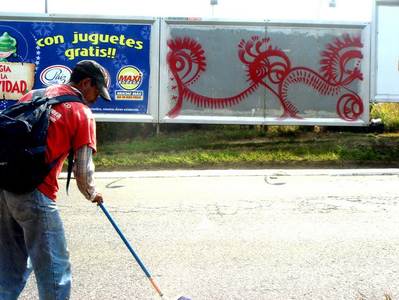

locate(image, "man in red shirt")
(0, 60), (111, 300)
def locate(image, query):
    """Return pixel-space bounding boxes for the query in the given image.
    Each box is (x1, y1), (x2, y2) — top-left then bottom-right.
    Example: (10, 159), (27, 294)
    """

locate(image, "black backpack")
(0, 89), (82, 194)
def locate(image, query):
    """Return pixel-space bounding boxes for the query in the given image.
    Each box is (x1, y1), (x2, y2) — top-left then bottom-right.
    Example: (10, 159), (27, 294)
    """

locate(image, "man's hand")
(92, 193), (104, 204)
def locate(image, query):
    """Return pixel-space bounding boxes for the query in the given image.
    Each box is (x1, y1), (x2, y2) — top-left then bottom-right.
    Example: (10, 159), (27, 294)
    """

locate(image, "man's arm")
(73, 145), (103, 204)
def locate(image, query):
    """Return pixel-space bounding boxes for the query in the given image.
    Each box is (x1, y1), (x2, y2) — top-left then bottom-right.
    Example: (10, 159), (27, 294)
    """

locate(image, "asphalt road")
(18, 169), (399, 300)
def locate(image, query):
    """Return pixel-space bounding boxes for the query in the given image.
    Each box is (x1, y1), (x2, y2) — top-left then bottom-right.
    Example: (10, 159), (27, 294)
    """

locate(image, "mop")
(99, 203), (191, 300)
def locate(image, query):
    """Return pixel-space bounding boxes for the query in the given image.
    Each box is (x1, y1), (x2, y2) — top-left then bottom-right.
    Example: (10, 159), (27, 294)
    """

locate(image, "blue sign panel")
(0, 20), (151, 114)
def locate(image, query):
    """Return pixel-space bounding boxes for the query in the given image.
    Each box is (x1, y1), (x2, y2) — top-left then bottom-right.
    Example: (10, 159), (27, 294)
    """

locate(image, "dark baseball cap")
(74, 60), (111, 101)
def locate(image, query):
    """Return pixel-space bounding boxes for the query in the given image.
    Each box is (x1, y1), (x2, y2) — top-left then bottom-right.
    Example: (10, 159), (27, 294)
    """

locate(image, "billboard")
(160, 19), (370, 126)
(0, 14), (372, 126)
(0, 15), (159, 122)
(372, 0), (399, 102)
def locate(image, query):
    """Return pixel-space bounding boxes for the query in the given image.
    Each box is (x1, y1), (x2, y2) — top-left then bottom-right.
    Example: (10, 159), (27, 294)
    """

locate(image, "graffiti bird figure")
(279, 34), (364, 120)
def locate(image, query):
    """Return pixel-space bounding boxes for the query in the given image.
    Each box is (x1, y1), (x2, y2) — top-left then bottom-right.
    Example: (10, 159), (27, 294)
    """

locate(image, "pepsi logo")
(40, 65), (72, 86)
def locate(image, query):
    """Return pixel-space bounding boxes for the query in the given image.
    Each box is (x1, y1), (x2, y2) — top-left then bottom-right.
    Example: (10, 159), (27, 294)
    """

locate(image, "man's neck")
(68, 84), (89, 105)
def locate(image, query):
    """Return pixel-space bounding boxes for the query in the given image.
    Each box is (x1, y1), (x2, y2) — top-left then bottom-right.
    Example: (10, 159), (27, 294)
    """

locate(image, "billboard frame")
(159, 18), (371, 126)
(0, 13), (160, 123)
(0, 14), (372, 126)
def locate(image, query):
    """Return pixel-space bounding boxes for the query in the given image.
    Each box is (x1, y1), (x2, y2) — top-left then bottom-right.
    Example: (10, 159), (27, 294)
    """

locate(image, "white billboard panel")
(372, 0), (399, 102)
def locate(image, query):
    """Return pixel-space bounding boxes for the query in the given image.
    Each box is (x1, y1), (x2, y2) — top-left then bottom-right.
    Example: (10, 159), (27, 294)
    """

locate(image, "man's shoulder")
(45, 84), (82, 98)
(54, 100), (91, 115)
(20, 85), (82, 103)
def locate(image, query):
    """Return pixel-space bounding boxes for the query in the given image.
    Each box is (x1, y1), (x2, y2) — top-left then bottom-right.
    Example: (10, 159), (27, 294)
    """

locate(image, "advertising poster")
(0, 20), (151, 114)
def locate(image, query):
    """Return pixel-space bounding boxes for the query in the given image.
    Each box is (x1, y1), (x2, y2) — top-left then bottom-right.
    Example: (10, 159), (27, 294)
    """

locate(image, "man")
(0, 60), (111, 300)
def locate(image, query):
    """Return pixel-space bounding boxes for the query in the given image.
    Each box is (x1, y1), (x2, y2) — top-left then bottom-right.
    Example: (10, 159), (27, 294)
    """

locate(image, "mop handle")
(99, 203), (164, 297)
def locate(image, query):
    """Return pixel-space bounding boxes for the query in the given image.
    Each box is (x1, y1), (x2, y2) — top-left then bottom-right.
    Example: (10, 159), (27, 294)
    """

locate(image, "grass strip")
(94, 131), (399, 170)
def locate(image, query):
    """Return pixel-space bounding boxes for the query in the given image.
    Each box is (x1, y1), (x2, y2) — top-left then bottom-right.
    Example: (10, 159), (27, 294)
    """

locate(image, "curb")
(60, 168), (399, 179)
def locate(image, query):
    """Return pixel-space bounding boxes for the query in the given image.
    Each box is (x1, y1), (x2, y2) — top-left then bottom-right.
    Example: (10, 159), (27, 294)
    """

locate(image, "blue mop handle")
(99, 203), (164, 297)
(99, 202), (151, 277)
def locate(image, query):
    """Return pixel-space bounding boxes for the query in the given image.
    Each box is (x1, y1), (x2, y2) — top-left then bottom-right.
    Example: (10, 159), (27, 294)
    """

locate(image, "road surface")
(19, 169), (399, 299)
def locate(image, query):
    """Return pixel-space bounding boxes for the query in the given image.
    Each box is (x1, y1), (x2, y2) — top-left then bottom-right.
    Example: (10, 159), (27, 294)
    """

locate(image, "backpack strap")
(47, 94), (83, 105)
(48, 149), (75, 195)
(31, 88), (46, 100)
(66, 148), (74, 195)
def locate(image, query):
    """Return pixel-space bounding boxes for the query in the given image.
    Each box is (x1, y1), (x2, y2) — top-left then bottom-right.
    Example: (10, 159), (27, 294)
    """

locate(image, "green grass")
(94, 128), (399, 170)
(371, 103), (399, 131)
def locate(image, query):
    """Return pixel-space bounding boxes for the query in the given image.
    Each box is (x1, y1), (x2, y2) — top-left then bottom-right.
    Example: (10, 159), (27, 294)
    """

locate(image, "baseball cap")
(73, 60), (111, 101)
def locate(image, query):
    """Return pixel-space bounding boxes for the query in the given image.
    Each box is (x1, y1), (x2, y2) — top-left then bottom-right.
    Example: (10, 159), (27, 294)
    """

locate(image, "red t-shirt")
(19, 85), (97, 200)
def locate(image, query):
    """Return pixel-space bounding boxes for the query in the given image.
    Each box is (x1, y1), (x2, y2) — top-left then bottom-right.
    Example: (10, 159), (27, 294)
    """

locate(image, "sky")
(1, 0), (373, 22)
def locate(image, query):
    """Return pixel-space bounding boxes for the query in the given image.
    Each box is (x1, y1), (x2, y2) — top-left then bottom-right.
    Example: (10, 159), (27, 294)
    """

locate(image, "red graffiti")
(167, 37), (259, 118)
(167, 33), (364, 121)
